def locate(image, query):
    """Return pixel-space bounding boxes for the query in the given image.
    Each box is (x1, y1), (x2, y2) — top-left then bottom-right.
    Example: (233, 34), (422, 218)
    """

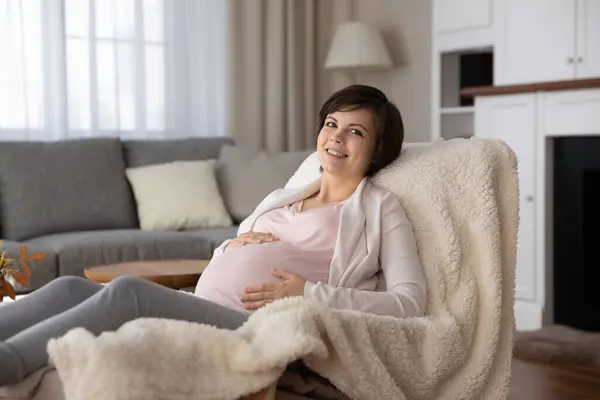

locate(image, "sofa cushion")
(122, 137), (234, 168)
(0, 138), (138, 241)
(189, 226), (239, 248)
(126, 160), (233, 230)
(216, 145), (313, 223)
(26, 229), (219, 277)
(2, 240), (58, 293)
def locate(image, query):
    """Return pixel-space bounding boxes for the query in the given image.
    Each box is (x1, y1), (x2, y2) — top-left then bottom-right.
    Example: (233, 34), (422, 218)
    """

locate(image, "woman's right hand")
(225, 232), (280, 249)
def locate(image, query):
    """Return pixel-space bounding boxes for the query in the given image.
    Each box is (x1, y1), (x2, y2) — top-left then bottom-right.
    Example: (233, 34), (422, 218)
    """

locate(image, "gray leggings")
(0, 275), (249, 385)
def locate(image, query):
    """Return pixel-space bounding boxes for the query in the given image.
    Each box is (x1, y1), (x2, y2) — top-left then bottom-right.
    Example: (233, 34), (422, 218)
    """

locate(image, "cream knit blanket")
(47, 138), (518, 400)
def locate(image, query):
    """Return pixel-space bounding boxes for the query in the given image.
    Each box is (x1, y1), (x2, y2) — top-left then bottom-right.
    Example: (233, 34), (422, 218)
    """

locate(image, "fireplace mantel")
(473, 86), (600, 331)
(462, 78), (600, 98)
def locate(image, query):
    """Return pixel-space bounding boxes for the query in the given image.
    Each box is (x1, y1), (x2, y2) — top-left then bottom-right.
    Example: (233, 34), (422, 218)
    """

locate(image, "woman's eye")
(325, 121), (336, 128)
(350, 129), (363, 137)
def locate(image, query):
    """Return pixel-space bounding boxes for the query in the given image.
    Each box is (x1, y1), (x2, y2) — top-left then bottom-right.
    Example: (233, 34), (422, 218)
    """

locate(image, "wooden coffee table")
(84, 259), (210, 289)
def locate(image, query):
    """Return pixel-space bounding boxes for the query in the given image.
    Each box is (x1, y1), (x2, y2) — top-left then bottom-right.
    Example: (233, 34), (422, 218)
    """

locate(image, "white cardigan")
(212, 177), (427, 318)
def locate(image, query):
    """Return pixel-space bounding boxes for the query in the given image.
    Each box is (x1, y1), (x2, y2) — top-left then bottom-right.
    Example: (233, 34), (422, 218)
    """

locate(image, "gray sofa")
(0, 137), (311, 293)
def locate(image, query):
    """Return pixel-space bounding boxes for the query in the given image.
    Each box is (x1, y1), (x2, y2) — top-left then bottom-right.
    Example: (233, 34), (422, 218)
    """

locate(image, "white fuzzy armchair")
(0, 138), (518, 400)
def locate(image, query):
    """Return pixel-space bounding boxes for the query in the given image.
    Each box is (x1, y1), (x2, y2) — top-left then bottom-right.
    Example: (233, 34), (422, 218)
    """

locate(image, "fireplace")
(553, 137), (600, 331)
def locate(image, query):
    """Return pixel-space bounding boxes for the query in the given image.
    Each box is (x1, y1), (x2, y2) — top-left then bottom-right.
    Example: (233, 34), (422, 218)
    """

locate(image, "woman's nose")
(330, 131), (344, 143)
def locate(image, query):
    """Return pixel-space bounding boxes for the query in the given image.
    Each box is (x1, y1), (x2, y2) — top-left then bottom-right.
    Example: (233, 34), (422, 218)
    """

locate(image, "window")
(0, 0), (45, 129)
(64, 0), (165, 131)
(0, 0), (227, 139)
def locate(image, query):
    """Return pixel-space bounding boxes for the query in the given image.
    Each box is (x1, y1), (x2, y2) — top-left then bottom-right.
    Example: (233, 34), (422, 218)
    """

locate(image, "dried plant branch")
(0, 244), (46, 302)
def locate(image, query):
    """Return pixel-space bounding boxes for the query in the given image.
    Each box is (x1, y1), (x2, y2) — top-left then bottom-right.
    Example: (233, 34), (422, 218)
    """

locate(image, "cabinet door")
(576, 0), (600, 78)
(496, 0), (576, 85)
(435, 0), (492, 33)
(475, 94), (537, 302)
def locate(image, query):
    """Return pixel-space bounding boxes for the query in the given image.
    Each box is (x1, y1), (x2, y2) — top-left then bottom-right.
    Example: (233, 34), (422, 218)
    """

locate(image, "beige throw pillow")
(126, 160), (232, 230)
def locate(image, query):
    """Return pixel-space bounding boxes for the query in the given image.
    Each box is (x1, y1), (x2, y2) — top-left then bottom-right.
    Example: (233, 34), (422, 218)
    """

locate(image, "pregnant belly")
(194, 242), (331, 311)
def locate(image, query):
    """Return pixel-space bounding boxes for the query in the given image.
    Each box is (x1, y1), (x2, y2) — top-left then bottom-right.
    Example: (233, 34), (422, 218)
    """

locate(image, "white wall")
(316, 0), (355, 107)
(352, 0), (433, 143)
(317, 0), (432, 143)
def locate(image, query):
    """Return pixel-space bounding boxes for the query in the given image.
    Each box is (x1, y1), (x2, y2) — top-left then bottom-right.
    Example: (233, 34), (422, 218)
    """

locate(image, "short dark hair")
(318, 84), (404, 177)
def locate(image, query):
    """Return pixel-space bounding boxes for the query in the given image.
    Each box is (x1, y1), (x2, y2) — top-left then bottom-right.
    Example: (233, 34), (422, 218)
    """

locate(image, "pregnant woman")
(0, 84), (427, 385)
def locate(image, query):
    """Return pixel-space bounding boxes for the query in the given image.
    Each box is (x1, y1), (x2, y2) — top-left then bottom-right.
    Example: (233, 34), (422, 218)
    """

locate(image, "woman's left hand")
(240, 269), (306, 311)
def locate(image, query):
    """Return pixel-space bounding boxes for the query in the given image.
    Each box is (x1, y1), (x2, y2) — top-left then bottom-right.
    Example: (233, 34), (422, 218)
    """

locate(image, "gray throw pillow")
(0, 138), (138, 240)
(216, 145), (313, 223)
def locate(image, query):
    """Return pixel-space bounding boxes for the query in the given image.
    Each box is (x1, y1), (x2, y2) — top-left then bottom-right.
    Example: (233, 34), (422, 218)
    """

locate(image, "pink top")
(194, 200), (343, 312)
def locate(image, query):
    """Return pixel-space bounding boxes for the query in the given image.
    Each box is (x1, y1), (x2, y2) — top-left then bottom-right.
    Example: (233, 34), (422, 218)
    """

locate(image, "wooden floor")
(510, 359), (600, 399)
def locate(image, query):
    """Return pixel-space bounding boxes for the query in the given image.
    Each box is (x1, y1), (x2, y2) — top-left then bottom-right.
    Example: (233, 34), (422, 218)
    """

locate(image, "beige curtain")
(227, 0), (319, 152)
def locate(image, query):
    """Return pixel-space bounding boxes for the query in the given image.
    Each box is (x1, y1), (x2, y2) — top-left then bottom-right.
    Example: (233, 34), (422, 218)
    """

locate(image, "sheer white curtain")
(0, 0), (228, 141)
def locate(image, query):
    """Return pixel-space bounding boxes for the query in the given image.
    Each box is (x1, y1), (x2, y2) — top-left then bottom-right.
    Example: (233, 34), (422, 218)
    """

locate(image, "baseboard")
(515, 300), (544, 331)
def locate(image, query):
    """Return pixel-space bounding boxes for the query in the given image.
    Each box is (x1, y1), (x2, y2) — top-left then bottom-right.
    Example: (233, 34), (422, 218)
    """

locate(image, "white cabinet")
(475, 94), (538, 306)
(543, 89), (600, 135)
(434, 0), (495, 50)
(496, 0), (576, 85)
(435, 0), (492, 33)
(576, 0), (600, 79)
(497, 0), (600, 85)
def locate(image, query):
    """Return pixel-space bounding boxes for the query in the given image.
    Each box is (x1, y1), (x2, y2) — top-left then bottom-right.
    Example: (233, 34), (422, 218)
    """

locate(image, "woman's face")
(317, 108), (378, 180)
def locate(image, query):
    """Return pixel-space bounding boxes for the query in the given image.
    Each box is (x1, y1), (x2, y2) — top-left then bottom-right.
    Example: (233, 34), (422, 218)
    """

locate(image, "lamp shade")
(324, 22), (393, 70)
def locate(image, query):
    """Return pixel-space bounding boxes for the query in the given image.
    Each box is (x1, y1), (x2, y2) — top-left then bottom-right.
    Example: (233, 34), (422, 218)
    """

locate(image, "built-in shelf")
(436, 49), (492, 140)
(440, 106), (475, 115)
